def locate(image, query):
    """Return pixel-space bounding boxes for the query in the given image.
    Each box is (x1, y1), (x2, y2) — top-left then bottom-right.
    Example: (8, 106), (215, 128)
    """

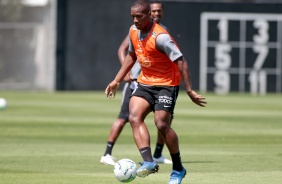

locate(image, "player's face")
(131, 6), (151, 30)
(150, 3), (163, 23)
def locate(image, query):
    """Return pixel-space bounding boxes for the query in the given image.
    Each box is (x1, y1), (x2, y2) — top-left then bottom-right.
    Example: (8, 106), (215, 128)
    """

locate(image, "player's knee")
(128, 114), (138, 125)
(155, 121), (169, 133)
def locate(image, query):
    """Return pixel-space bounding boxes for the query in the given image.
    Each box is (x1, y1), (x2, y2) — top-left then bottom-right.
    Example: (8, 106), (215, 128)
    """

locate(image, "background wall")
(57, 0), (282, 95)
(161, 2), (282, 95)
(56, 0), (133, 90)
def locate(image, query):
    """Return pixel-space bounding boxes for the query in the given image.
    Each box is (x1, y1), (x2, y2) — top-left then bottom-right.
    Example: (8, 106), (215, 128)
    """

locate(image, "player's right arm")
(118, 35), (129, 64)
(117, 35), (131, 82)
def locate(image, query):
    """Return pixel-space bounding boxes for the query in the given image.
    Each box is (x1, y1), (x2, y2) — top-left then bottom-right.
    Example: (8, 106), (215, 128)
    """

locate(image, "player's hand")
(187, 90), (206, 107)
(105, 80), (120, 99)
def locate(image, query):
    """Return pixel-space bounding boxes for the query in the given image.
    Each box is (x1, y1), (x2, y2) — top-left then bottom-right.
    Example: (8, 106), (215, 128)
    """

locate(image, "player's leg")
(129, 85), (159, 177)
(154, 111), (176, 149)
(100, 83), (131, 165)
(106, 83), (131, 146)
(154, 86), (186, 184)
(129, 96), (151, 151)
(153, 116), (173, 164)
(100, 118), (127, 166)
(154, 111), (186, 184)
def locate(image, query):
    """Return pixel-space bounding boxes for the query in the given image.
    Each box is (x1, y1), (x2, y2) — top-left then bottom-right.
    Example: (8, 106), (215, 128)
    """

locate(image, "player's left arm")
(156, 34), (206, 107)
(174, 56), (206, 107)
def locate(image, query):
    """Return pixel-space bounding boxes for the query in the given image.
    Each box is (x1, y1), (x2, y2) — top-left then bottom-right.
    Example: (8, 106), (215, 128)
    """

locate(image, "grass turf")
(0, 91), (281, 184)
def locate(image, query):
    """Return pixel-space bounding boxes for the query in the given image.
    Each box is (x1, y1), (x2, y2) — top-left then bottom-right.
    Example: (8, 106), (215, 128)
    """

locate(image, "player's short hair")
(132, 0), (150, 13)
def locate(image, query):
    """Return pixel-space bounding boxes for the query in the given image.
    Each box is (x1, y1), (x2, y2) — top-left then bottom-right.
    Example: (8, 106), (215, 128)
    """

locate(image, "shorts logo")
(132, 83), (138, 94)
(159, 95), (172, 105)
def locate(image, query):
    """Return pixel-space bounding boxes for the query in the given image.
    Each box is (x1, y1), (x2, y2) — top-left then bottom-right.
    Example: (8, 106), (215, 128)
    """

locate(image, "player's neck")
(141, 21), (154, 34)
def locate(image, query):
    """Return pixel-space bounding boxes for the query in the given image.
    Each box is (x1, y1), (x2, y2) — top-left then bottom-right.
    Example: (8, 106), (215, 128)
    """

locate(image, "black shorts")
(132, 83), (179, 114)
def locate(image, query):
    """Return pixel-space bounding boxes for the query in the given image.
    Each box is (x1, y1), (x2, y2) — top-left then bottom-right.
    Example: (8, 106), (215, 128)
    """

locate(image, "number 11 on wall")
(249, 70), (267, 95)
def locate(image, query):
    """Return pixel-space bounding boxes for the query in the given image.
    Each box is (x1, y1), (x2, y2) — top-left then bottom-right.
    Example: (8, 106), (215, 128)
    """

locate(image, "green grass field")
(0, 91), (281, 184)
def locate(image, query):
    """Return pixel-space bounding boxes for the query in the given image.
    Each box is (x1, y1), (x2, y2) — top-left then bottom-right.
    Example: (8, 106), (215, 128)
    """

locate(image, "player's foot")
(100, 154), (116, 166)
(153, 155), (172, 164)
(168, 168), (186, 184)
(136, 161), (159, 178)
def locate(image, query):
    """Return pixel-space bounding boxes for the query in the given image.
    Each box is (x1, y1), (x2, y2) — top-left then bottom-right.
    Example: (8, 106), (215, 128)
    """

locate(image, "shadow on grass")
(182, 161), (217, 164)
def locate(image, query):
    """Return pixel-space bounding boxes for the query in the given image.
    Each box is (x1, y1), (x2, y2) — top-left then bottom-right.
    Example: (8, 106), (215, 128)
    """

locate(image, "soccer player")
(105, 1), (206, 183)
(100, 0), (172, 166)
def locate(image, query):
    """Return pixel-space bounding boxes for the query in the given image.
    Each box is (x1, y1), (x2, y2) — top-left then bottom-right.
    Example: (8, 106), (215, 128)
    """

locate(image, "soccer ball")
(0, 98), (7, 110)
(114, 159), (137, 183)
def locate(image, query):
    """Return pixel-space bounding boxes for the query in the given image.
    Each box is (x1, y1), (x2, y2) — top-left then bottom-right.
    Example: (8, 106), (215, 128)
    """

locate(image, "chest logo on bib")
(138, 56), (151, 67)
